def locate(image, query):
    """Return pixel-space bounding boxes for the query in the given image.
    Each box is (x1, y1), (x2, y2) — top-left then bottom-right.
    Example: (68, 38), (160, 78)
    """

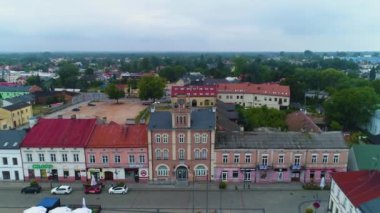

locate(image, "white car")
(51, 185), (72, 195)
(108, 185), (128, 194)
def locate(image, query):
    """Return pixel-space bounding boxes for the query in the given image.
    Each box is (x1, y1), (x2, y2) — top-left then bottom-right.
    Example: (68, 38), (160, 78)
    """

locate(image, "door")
(104, 171), (114, 180)
(74, 170), (81, 180)
(176, 166), (188, 181)
(278, 171), (283, 181)
(222, 171), (228, 181)
(15, 171), (19, 180)
(244, 171), (251, 181)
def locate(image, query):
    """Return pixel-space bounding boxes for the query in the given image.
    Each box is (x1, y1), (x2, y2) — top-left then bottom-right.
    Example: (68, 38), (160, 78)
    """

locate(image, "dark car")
(84, 185), (102, 194)
(72, 108), (80, 111)
(21, 185), (42, 194)
(88, 102), (96, 106)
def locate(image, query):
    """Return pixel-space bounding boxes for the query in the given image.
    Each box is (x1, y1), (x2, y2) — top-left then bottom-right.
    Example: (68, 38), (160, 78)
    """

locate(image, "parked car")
(51, 185), (72, 195)
(21, 185), (42, 194)
(72, 108), (80, 111)
(87, 103), (96, 106)
(84, 185), (102, 194)
(142, 101), (152, 105)
(108, 185), (128, 194)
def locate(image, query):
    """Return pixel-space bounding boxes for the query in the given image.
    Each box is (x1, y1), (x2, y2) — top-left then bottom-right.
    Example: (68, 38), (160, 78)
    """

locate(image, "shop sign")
(32, 164), (53, 169)
(139, 168), (148, 177)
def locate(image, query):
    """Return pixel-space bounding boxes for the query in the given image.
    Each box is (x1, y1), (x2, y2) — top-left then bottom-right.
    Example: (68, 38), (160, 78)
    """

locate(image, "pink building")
(85, 122), (148, 183)
(214, 131), (348, 184)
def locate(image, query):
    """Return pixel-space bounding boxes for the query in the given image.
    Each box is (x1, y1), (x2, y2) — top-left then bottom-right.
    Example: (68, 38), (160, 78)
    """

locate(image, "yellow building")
(0, 102), (33, 130)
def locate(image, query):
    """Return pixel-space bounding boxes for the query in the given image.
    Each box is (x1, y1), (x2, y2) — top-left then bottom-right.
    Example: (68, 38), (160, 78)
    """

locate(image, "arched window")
(194, 149), (200, 160)
(155, 149), (161, 160)
(202, 134), (208, 143)
(195, 165), (206, 176)
(157, 165), (169, 176)
(155, 134), (161, 143)
(201, 149), (207, 160)
(179, 134), (185, 143)
(194, 133), (200, 143)
(163, 149), (169, 160)
(162, 134), (168, 143)
(179, 149), (185, 160)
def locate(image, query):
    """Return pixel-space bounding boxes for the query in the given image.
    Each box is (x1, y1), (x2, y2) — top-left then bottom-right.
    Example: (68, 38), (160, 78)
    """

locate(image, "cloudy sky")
(0, 0), (379, 52)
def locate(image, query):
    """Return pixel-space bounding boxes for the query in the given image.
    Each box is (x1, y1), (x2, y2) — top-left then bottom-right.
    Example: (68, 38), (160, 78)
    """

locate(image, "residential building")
(329, 171), (380, 213)
(171, 85), (217, 107)
(148, 97), (216, 183)
(217, 82), (290, 109)
(0, 102), (33, 130)
(286, 111), (322, 133)
(21, 118), (97, 182)
(0, 130), (26, 180)
(347, 144), (380, 171)
(0, 85), (31, 100)
(85, 122), (148, 183)
(214, 131), (348, 184)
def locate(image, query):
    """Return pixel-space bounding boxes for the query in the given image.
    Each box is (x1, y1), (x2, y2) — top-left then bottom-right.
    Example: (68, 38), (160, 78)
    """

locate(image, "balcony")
(258, 164), (269, 170)
(290, 164), (302, 170)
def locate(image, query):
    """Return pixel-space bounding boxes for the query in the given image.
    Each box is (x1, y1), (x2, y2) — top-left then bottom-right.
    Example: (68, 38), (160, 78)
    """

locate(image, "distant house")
(0, 130), (26, 181)
(171, 85), (217, 107)
(0, 85), (31, 100)
(286, 111), (322, 133)
(0, 102), (33, 130)
(34, 91), (77, 105)
(182, 72), (205, 85)
(329, 171), (380, 213)
(347, 144), (380, 171)
(304, 90), (329, 99)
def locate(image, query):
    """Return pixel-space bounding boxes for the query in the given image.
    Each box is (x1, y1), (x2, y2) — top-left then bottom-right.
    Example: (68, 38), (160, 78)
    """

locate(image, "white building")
(217, 83), (290, 109)
(0, 130), (26, 181)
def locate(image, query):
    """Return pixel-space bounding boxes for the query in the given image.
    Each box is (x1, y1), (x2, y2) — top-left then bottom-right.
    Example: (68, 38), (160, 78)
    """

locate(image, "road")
(0, 188), (328, 213)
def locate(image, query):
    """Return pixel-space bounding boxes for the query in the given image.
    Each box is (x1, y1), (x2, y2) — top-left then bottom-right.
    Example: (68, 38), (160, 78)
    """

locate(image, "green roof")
(352, 144), (380, 170)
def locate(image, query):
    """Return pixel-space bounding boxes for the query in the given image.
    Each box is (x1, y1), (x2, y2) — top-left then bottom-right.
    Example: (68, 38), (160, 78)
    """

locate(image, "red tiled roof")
(286, 112), (321, 133)
(332, 171), (380, 207)
(171, 85), (217, 97)
(21, 118), (96, 148)
(217, 82), (290, 97)
(87, 122), (147, 148)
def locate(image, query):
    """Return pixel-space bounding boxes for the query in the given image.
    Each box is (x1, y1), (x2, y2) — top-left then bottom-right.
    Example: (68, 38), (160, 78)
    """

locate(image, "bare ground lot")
(44, 98), (147, 124)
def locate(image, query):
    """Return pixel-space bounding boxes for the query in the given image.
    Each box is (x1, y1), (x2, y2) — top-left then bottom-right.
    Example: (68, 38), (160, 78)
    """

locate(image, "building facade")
(0, 86), (30, 100)
(85, 122), (148, 183)
(214, 131), (348, 184)
(21, 118), (96, 182)
(0, 130), (26, 181)
(148, 98), (216, 183)
(171, 85), (217, 107)
(217, 83), (290, 109)
(0, 102), (33, 130)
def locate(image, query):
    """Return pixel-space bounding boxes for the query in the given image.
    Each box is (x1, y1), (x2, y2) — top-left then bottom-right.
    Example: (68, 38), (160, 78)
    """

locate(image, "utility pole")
(206, 173), (209, 213)
(193, 174), (195, 213)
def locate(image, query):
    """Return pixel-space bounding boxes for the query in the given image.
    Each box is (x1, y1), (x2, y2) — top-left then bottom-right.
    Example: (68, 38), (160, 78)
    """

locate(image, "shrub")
(302, 183), (321, 190)
(116, 182), (125, 187)
(305, 208), (313, 213)
(219, 181), (227, 189)
(30, 180), (39, 187)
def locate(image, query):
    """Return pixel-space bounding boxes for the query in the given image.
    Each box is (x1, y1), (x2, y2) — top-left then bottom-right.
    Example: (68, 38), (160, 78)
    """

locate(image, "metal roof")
(0, 130), (26, 149)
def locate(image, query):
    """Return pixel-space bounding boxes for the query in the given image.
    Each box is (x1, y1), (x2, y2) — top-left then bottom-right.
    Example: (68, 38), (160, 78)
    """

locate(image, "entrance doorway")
(15, 171), (19, 180)
(104, 171), (113, 180)
(74, 170), (81, 180)
(291, 171), (300, 181)
(176, 166), (188, 181)
(192, 100), (197, 107)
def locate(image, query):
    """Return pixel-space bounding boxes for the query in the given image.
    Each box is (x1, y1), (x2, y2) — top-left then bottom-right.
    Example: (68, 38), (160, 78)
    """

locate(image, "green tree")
(26, 75), (43, 87)
(57, 63), (80, 89)
(238, 106), (287, 130)
(138, 76), (166, 101)
(159, 65), (186, 82)
(104, 84), (125, 103)
(324, 87), (379, 130)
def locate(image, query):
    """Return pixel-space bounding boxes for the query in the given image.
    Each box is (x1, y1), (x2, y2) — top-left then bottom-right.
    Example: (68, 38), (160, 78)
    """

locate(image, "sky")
(0, 0), (379, 52)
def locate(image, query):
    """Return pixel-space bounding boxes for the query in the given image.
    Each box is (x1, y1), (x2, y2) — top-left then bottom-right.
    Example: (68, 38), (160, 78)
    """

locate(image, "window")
(237, 95), (239, 99)
(63, 171), (69, 179)
(156, 149), (161, 160)
(201, 149), (207, 160)
(129, 155), (135, 163)
(195, 165), (206, 176)
(26, 154), (32, 162)
(2, 157), (8, 165)
(139, 155), (145, 163)
(294, 155), (301, 165)
(155, 134), (161, 143)
(245, 154), (251, 163)
(234, 154), (240, 164)
(240, 95), (243, 99)
(195, 150), (200, 160)
(179, 134), (185, 143)
(201, 134), (208, 143)
(278, 155), (284, 164)
(261, 155), (268, 166)
(102, 155), (108, 164)
(333, 154), (339, 164)
(179, 149), (185, 160)
(12, 158), (17, 165)
(223, 154), (228, 164)
(39, 153), (45, 162)
(114, 155), (120, 164)
(163, 150), (169, 160)
(162, 134), (168, 143)
(194, 134), (200, 143)
(222, 171), (228, 181)
(62, 154), (67, 162)
(322, 155), (328, 164)
(73, 154), (79, 162)
(89, 155), (95, 163)
(311, 155), (317, 164)
(50, 154), (56, 162)
(233, 171), (239, 178)
(157, 165), (168, 176)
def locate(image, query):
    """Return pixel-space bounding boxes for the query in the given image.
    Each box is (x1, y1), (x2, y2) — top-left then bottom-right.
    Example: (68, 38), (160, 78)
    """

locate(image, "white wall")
(0, 149), (24, 181)
(329, 180), (360, 213)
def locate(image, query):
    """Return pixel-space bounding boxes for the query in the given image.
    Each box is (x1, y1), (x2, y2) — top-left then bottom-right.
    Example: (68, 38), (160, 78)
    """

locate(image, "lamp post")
(206, 173), (209, 213)
(192, 170), (195, 213)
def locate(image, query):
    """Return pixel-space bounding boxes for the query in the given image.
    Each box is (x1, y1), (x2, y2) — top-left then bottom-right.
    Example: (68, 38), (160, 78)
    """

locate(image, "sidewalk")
(0, 180), (304, 192)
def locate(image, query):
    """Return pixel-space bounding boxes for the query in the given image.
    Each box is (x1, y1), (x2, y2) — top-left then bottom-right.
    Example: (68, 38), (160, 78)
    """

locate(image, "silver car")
(51, 185), (72, 195)
(108, 185), (128, 194)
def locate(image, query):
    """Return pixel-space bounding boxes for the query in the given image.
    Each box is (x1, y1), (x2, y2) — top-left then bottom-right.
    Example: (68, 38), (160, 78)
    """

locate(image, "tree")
(324, 87), (379, 130)
(304, 50), (314, 58)
(159, 65), (186, 82)
(138, 76), (166, 101)
(57, 63), (80, 89)
(104, 84), (125, 103)
(238, 106), (287, 131)
(26, 75), (43, 88)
